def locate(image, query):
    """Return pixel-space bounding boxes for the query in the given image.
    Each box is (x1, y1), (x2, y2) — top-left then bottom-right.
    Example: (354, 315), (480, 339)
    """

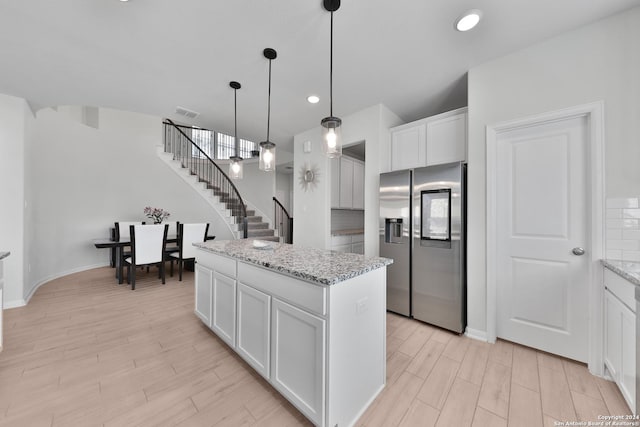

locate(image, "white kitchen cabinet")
(390, 123), (426, 171)
(194, 264), (213, 327)
(331, 234), (364, 254)
(194, 245), (387, 427)
(330, 157), (340, 209)
(426, 110), (467, 166)
(211, 271), (236, 348)
(603, 269), (636, 413)
(352, 161), (365, 209)
(331, 156), (365, 210)
(237, 282), (271, 379)
(271, 297), (326, 426)
(390, 107), (467, 171)
(339, 157), (354, 208)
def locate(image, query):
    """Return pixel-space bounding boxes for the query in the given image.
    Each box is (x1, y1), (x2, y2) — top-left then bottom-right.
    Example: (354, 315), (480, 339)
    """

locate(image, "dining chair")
(114, 221), (144, 241)
(114, 221), (144, 283)
(124, 224), (168, 290)
(164, 221), (181, 255)
(168, 223), (209, 281)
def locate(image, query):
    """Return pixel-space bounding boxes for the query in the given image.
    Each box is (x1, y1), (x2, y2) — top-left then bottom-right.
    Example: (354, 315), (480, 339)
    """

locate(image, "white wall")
(16, 106), (234, 305)
(466, 7), (640, 334)
(293, 104), (403, 254)
(0, 94), (28, 307)
(275, 171), (293, 215)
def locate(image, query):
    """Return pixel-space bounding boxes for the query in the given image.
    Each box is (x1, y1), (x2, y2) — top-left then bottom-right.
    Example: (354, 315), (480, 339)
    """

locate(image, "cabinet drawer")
(196, 250), (236, 278)
(238, 262), (327, 316)
(604, 269), (636, 312)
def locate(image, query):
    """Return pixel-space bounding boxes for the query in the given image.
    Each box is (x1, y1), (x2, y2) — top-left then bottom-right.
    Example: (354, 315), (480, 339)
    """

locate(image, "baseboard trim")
(464, 327), (489, 342)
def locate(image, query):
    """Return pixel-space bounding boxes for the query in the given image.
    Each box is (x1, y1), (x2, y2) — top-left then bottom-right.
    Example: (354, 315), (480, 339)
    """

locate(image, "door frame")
(486, 101), (605, 375)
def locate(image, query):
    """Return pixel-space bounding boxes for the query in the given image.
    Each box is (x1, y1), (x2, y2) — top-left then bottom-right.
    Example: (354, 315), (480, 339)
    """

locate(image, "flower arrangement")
(144, 206), (170, 224)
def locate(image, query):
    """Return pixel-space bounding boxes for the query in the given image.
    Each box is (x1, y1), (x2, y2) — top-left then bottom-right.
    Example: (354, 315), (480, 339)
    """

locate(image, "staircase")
(161, 120), (279, 242)
(246, 210), (279, 242)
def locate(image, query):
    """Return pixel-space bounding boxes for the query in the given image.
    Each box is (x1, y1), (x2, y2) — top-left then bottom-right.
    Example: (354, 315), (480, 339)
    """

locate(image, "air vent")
(175, 106), (200, 119)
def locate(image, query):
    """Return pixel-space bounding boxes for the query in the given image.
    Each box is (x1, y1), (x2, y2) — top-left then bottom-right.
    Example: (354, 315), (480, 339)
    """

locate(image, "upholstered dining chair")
(114, 221), (144, 283)
(124, 224), (168, 290)
(168, 223), (209, 281)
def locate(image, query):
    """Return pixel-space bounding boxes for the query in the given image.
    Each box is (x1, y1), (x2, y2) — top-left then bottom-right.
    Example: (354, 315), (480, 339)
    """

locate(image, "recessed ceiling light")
(455, 9), (482, 32)
(307, 95), (320, 104)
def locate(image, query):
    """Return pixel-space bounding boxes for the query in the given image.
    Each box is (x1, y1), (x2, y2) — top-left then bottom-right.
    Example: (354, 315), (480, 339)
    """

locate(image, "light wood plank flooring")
(0, 267), (631, 426)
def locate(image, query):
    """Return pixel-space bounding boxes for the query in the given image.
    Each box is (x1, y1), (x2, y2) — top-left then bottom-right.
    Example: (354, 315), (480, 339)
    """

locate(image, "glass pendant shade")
(321, 116), (342, 158)
(229, 155), (243, 179)
(259, 141), (276, 172)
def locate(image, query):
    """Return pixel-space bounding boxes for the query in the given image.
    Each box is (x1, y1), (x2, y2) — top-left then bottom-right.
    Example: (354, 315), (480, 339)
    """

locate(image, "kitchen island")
(193, 239), (392, 427)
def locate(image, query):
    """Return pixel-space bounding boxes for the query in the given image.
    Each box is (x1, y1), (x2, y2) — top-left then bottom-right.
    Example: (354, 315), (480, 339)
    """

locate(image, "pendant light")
(321, 0), (342, 158)
(259, 48), (277, 172)
(228, 81), (243, 179)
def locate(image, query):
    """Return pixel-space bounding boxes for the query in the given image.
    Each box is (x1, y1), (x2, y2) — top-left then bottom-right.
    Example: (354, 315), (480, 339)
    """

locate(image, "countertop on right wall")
(602, 259), (640, 286)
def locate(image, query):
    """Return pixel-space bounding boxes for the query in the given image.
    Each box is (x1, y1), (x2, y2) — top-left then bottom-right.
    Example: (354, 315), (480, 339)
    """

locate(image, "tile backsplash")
(606, 197), (640, 261)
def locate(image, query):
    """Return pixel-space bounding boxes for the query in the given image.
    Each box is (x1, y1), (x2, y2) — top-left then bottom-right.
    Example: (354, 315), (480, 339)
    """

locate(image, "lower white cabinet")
(211, 271), (236, 348)
(194, 248), (387, 427)
(603, 269), (636, 413)
(194, 264), (213, 327)
(331, 234), (364, 254)
(237, 282), (271, 379)
(271, 298), (326, 426)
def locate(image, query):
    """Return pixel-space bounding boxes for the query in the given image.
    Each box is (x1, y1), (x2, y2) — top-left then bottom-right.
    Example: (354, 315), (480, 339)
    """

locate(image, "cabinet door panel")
(237, 283), (271, 379)
(353, 160), (365, 209)
(426, 112), (467, 165)
(271, 298), (325, 426)
(620, 303), (636, 412)
(339, 157), (354, 208)
(330, 157), (340, 209)
(604, 290), (621, 379)
(212, 272), (236, 348)
(391, 124), (426, 171)
(195, 264), (213, 327)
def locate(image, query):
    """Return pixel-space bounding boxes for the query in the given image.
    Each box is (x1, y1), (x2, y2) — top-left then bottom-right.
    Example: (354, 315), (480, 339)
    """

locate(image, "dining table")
(93, 232), (215, 284)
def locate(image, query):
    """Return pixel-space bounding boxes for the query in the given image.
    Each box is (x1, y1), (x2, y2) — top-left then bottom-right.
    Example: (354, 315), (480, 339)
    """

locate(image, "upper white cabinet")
(603, 268), (636, 414)
(390, 107), (467, 171)
(331, 155), (365, 210)
(339, 157), (354, 208)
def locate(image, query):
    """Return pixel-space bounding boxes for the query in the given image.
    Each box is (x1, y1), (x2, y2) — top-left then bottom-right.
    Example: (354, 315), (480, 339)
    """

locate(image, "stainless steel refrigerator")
(379, 162), (466, 333)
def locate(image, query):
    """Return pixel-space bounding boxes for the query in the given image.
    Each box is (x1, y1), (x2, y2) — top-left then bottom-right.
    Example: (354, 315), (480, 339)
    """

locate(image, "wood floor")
(0, 267), (631, 427)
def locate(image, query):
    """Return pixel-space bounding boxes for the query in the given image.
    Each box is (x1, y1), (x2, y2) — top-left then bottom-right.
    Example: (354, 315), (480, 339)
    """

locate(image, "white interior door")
(495, 115), (589, 362)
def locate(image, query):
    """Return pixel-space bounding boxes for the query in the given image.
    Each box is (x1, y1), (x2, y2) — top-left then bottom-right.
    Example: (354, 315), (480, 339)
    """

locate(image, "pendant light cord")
(267, 58), (272, 142)
(234, 88), (238, 156)
(330, 10), (334, 117)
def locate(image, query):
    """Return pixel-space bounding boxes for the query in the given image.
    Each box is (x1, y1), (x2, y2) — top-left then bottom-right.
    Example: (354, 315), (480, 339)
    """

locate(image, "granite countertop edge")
(602, 259), (640, 286)
(194, 240), (392, 286)
(0, 252), (10, 261)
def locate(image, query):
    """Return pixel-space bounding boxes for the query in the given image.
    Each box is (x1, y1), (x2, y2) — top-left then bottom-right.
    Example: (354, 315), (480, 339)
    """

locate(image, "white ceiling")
(1, 0), (638, 152)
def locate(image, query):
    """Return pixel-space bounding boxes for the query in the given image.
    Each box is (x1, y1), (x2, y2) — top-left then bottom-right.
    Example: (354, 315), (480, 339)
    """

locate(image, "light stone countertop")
(0, 252), (9, 261)
(194, 239), (392, 286)
(602, 259), (640, 286)
(331, 228), (365, 237)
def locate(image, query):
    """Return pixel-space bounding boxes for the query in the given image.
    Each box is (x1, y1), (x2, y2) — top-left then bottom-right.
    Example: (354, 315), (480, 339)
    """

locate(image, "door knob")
(572, 247), (585, 256)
